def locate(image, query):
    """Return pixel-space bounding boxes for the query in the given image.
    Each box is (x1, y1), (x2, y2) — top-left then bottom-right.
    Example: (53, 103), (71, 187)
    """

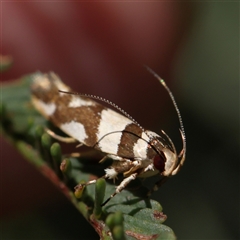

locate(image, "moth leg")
(101, 172), (138, 206)
(74, 178), (99, 198)
(123, 160), (142, 177)
(74, 170), (112, 199)
(45, 128), (83, 157)
(45, 128), (76, 143)
(98, 154), (122, 163)
(147, 176), (168, 196)
(63, 152), (82, 158)
(75, 157), (139, 205)
(104, 156), (142, 181)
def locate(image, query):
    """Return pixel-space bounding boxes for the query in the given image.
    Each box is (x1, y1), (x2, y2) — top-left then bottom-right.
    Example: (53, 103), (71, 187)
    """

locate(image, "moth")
(31, 68), (186, 206)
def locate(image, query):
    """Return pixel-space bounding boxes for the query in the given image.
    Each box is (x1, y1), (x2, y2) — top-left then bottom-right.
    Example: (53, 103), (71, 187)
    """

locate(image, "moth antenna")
(59, 90), (144, 130)
(161, 130), (177, 156)
(145, 66), (186, 155)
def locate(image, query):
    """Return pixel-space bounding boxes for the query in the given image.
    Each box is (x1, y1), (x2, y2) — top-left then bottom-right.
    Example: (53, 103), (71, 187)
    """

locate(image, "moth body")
(31, 71), (186, 205)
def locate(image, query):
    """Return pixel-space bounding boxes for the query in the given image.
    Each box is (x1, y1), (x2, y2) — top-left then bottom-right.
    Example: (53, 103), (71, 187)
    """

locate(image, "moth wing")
(95, 129), (149, 160)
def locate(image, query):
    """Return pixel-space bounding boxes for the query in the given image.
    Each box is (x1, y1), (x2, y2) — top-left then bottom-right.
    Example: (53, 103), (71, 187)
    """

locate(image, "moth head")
(146, 129), (186, 177)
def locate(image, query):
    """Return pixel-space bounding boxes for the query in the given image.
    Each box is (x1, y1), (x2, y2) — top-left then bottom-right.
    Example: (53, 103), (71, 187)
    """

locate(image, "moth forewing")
(30, 69), (186, 205)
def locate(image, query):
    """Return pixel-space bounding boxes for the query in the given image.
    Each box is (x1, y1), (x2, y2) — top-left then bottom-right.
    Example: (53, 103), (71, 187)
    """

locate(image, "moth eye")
(153, 154), (165, 173)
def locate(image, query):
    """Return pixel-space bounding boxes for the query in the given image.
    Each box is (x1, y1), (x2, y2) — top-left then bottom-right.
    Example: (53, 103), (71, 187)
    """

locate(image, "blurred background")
(1, 2), (239, 239)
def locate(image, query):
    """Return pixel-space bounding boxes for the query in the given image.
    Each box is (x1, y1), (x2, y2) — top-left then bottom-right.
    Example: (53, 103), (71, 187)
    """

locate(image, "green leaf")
(0, 73), (176, 240)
